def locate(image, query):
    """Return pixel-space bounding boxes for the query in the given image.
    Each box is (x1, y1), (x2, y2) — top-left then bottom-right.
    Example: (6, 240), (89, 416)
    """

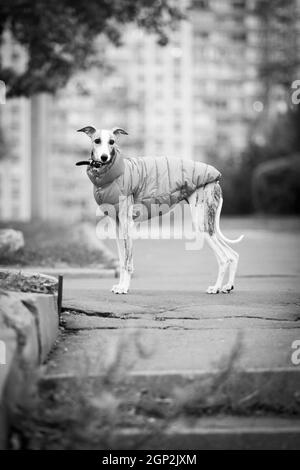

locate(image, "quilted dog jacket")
(87, 152), (221, 219)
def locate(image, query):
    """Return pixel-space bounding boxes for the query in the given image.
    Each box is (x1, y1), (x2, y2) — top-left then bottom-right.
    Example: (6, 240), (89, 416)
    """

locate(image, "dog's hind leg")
(189, 185), (230, 293)
(217, 237), (239, 293)
(190, 182), (240, 294)
(205, 234), (230, 294)
(213, 193), (239, 293)
(203, 182), (232, 293)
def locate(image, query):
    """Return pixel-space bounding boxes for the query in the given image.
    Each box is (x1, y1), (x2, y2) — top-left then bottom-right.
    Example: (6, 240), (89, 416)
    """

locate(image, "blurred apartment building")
(30, 87), (98, 221)
(104, 0), (299, 160)
(0, 0), (299, 221)
(0, 31), (31, 221)
(107, 0), (261, 161)
(99, 0), (253, 159)
(0, 30), (98, 221)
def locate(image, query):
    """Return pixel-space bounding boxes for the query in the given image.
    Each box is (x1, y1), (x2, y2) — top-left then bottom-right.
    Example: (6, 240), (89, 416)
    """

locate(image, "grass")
(0, 221), (111, 268)
(8, 331), (300, 450)
(9, 331), (164, 450)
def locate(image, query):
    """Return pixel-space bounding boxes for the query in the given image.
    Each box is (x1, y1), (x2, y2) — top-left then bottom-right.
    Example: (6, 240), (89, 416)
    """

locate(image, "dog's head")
(77, 126), (128, 165)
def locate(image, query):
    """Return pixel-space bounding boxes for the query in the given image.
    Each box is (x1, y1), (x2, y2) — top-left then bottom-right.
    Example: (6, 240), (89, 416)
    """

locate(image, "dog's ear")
(112, 127), (128, 136)
(77, 126), (96, 138)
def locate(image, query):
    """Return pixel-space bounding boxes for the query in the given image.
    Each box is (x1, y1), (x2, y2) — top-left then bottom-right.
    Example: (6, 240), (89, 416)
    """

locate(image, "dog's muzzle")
(76, 149), (114, 167)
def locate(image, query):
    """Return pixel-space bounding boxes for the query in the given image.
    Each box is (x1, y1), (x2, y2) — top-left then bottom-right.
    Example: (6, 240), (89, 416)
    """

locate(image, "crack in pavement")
(62, 307), (125, 318)
(164, 315), (300, 322)
(63, 309), (300, 323)
(238, 274), (300, 278)
(63, 324), (300, 332)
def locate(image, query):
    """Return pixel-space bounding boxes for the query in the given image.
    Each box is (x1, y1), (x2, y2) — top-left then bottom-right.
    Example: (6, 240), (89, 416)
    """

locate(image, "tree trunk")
(30, 93), (51, 220)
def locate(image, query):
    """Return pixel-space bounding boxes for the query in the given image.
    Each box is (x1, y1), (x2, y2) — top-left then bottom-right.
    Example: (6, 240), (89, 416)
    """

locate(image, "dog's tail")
(215, 197), (244, 244)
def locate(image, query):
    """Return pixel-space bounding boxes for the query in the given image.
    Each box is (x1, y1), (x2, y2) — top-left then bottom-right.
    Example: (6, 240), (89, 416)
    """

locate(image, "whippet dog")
(76, 126), (244, 294)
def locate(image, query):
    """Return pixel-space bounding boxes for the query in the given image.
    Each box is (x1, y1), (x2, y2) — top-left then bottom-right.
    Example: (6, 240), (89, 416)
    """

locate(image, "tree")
(0, 0), (184, 97)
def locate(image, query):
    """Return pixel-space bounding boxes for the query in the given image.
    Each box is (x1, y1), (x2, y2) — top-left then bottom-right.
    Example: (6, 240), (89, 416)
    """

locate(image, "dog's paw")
(221, 284), (234, 294)
(111, 284), (128, 294)
(206, 286), (220, 294)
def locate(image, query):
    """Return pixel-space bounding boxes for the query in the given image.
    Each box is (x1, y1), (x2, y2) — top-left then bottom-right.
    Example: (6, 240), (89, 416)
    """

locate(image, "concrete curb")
(1, 266), (117, 279)
(0, 289), (59, 449)
(115, 417), (300, 450)
(20, 293), (59, 362)
(38, 267), (117, 279)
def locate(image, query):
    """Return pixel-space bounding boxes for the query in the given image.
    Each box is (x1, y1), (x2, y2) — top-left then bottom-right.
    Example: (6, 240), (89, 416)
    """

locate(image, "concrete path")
(39, 218), (300, 449)
(46, 219), (300, 377)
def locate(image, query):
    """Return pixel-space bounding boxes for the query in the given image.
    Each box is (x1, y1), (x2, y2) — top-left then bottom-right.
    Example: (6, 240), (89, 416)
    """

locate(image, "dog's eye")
(94, 138), (101, 144)
(109, 139), (115, 145)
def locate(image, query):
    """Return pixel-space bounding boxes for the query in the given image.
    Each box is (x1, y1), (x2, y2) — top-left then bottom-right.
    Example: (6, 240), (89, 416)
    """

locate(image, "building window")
(10, 121), (20, 131)
(10, 104), (20, 114)
(155, 53), (163, 65)
(11, 187), (20, 198)
(173, 141), (182, 152)
(215, 99), (228, 109)
(193, 145), (204, 156)
(174, 89), (182, 100)
(11, 205), (20, 219)
(174, 70), (181, 81)
(232, 0), (246, 8)
(174, 121), (182, 132)
(231, 32), (247, 42)
(194, 31), (209, 40)
(11, 177), (20, 199)
(155, 108), (164, 117)
(192, 0), (210, 9)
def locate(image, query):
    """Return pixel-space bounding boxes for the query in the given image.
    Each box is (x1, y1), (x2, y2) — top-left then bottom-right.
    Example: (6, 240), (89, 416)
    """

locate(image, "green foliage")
(209, 106), (300, 214)
(11, 330), (299, 449)
(207, 0), (300, 214)
(252, 154), (300, 214)
(9, 332), (163, 450)
(254, 0), (299, 90)
(0, 0), (184, 97)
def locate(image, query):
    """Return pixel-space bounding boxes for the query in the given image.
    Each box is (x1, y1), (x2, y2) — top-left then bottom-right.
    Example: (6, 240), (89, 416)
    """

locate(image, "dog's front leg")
(111, 196), (134, 294)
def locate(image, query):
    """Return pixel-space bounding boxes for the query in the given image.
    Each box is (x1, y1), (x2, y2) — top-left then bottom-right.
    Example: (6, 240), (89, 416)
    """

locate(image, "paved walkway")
(46, 220), (300, 377)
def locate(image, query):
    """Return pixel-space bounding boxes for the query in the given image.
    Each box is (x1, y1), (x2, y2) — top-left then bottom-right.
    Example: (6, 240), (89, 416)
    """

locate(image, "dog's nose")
(101, 154), (108, 163)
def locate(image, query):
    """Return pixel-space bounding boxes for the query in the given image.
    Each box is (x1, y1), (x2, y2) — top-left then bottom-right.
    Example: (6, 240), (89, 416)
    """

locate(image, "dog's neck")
(87, 148), (125, 187)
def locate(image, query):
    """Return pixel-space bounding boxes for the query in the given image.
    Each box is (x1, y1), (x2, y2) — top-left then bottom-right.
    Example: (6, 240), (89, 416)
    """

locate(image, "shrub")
(252, 154), (300, 214)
